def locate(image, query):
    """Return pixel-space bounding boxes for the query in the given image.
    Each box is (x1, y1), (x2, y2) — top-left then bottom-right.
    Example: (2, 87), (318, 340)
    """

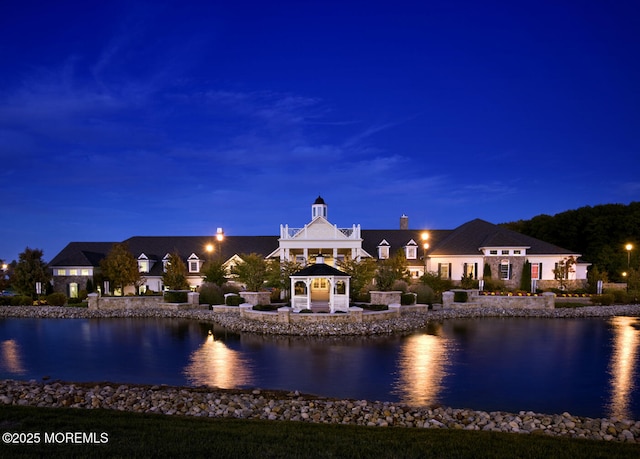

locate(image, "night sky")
(1, 1), (639, 263)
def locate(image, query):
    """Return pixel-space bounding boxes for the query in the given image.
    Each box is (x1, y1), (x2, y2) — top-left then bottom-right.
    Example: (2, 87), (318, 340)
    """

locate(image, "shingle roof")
(428, 219), (577, 256)
(48, 242), (116, 266)
(292, 263), (349, 277)
(360, 229), (452, 259)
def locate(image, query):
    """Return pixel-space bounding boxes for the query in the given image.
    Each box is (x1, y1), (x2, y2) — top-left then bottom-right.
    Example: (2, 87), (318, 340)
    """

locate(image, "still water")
(0, 316), (638, 420)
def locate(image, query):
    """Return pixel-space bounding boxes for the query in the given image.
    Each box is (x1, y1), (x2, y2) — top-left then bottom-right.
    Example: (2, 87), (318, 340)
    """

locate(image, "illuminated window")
(56, 269), (66, 276)
(531, 263), (540, 280)
(138, 260), (149, 273)
(514, 250), (521, 255)
(189, 261), (199, 273)
(81, 269), (90, 276)
(69, 269), (78, 276)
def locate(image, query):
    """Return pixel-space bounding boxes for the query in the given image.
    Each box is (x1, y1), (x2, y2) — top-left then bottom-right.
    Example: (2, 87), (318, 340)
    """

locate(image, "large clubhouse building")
(49, 197), (589, 297)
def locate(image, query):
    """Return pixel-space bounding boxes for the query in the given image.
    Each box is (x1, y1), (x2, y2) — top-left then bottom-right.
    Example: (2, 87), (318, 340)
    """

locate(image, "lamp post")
(626, 243), (633, 268)
(622, 271), (628, 292)
(421, 232), (429, 275)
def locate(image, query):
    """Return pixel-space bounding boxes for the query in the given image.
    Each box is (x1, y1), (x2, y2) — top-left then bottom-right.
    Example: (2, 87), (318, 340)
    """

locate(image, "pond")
(0, 316), (638, 420)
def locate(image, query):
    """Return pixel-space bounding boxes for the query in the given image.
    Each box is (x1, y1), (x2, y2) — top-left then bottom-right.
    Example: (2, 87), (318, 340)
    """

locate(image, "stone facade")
(369, 291), (402, 306)
(443, 290), (555, 309)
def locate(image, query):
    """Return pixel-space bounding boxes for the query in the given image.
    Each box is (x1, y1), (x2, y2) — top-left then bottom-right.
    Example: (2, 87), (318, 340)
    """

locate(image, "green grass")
(1, 405), (638, 458)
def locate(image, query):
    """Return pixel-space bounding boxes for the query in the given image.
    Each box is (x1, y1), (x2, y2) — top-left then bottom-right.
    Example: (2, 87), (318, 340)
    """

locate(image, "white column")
(329, 278), (335, 313)
(305, 279), (312, 310)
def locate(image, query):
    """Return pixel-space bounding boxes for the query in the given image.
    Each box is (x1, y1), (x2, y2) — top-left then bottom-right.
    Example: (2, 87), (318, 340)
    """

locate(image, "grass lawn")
(1, 405), (639, 458)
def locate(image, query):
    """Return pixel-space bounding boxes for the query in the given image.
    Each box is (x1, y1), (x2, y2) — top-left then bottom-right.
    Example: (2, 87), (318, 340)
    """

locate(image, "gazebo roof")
(292, 263), (349, 277)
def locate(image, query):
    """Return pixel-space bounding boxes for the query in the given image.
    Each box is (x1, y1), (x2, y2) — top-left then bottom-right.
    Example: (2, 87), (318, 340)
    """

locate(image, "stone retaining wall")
(442, 290), (555, 309)
(87, 292), (201, 310)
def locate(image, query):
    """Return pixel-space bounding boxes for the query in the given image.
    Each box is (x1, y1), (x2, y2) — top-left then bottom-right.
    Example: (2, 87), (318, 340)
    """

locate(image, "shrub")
(0, 297), (11, 306)
(164, 291), (188, 303)
(592, 294), (615, 306)
(46, 292), (67, 306)
(11, 295), (33, 306)
(401, 293), (416, 305)
(410, 283), (435, 305)
(610, 289), (629, 304)
(225, 295), (243, 306)
(299, 309), (313, 313)
(392, 280), (408, 293)
(67, 297), (82, 305)
(199, 283), (224, 306)
(453, 291), (468, 303)
(252, 304), (279, 311)
(362, 304), (388, 311)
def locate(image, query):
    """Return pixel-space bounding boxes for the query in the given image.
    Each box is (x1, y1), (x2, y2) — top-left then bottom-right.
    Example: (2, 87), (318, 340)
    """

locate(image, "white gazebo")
(290, 256), (350, 313)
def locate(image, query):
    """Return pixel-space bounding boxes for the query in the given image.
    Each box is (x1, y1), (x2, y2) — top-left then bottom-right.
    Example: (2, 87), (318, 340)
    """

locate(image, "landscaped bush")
(610, 289), (629, 304)
(592, 294), (615, 306)
(400, 293), (416, 305)
(11, 295), (33, 306)
(361, 304), (388, 311)
(0, 297), (12, 306)
(392, 280), (408, 293)
(164, 291), (188, 303)
(199, 283), (224, 306)
(453, 291), (468, 303)
(225, 295), (243, 306)
(299, 309), (313, 313)
(67, 297), (82, 305)
(252, 304), (279, 311)
(46, 293), (67, 306)
(409, 283), (435, 305)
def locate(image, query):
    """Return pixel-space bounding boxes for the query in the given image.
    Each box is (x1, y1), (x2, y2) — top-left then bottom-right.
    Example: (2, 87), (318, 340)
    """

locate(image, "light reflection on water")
(608, 316), (640, 419)
(394, 324), (452, 406)
(183, 333), (254, 388)
(0, 339), (25, 375)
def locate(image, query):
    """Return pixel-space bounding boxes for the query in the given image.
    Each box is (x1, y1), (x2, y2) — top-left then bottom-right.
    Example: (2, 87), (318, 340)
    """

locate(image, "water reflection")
(395, 324), (451, 406)
(184, 332), (254, 388)
(0, 339), (25, 375)
(608, 317), (640, 419)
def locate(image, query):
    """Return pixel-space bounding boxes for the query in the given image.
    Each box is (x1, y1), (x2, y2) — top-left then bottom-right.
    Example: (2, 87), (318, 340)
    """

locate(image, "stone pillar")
(442, 291), (454, 309)
(88, 293), (99, 310)
(277, 307), (291, 323)
(542, 291), (555, 309)
(187, 292), (199, 306)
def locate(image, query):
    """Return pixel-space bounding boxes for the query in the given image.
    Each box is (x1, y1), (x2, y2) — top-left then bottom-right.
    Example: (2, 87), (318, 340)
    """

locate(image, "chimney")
(400, 214), (409, 230)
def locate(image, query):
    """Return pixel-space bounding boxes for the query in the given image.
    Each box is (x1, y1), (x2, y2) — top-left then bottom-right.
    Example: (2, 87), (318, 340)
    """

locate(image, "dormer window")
(187, 253), (201, 273)
(404, 239), (418, 260)
(378, 240), (390, 259)
(138, 253), (150, 273)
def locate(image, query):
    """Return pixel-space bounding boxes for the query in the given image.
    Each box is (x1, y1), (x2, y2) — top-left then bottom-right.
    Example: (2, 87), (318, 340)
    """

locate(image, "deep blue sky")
(1, 0), (639, 263)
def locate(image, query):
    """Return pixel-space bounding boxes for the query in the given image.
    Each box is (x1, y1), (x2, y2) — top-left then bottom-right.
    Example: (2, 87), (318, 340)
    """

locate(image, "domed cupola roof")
(314, 196), (326, 205)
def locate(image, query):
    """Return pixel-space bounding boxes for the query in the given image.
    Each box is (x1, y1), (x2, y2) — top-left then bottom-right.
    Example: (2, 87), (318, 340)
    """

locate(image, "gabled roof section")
(48, 242), (116, 267)
(361, 229), (452, 259)
(429, 219), (577, 256)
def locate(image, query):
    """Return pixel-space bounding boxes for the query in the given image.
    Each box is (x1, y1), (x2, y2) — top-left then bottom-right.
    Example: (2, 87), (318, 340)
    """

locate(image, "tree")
(265, 259), (303, 300)
(233, 253), (268, 291)
(520, 260), (532, 291)
(587, 265), (608, 294)
(553, 256), (576, 291)
(162, 252), (189, 290)
(201, 258), (227, 286)
(375, 251), (410, 291)
(100, 243), (141, 295)
(337, 257), (377, 301)
(12, 248), (50, 298)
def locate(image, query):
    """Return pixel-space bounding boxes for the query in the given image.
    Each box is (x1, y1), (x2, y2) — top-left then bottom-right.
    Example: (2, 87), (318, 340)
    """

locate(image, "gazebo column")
(305, 279), (312, 310)
(329, 278), (335, 313)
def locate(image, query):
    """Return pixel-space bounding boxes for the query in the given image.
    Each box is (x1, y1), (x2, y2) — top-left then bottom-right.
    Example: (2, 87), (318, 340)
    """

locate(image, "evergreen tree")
(12, 247), (50, 298)
(162, 252), (189, 290)
(520, 260), (532, 291)
(232, 253), (267, 292)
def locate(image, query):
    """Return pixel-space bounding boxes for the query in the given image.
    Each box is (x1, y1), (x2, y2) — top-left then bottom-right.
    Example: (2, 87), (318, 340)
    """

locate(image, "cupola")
(311, 196), (327, 220)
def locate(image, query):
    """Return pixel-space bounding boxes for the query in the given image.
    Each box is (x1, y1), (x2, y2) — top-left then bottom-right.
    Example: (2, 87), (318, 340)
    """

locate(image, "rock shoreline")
(1, 304), (640, 443)
(1, 379), (639, 443)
